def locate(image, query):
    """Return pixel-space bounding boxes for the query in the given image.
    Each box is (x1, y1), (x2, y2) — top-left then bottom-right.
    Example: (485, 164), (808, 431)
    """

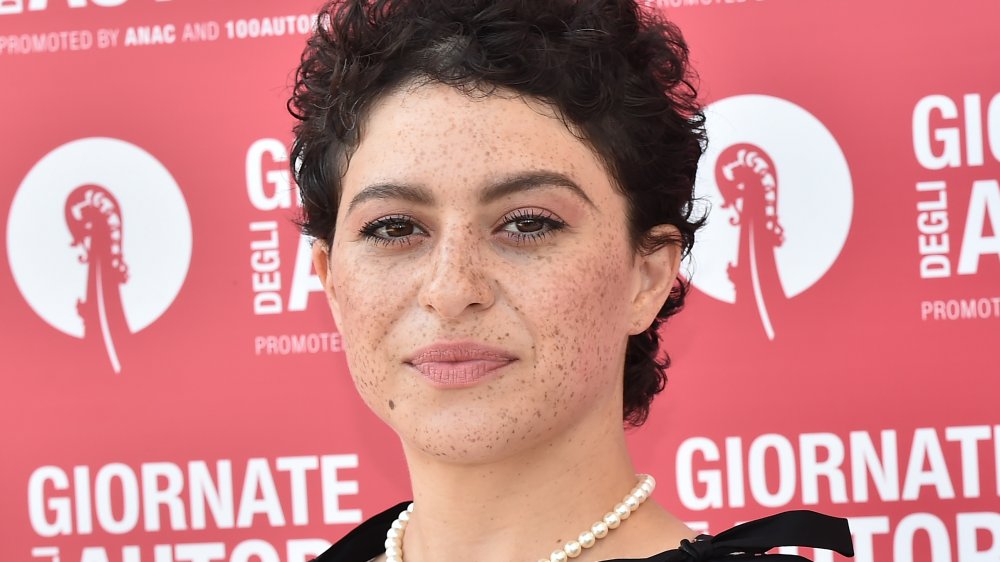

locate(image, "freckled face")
(324, 82), (642, 462)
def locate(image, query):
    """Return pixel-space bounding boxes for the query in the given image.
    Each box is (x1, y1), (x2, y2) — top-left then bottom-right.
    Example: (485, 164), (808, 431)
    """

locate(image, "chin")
(406, 430), (546, 465)
(390, 400), (561, 464)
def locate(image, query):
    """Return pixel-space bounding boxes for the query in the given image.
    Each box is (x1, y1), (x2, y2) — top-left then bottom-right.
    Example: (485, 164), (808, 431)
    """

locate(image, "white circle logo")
(6, 137), (192, 372)
(688, 95), (853, 339)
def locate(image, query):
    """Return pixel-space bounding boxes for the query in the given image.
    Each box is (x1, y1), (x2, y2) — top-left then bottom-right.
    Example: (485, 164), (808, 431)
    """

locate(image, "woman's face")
(314, 82), (677, 462)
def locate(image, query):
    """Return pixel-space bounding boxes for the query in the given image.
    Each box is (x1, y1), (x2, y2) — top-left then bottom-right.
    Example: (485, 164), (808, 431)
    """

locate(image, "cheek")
(519, 240), (634, 387)
(333, 251), (409, 336)
(330, 253), (415, 397)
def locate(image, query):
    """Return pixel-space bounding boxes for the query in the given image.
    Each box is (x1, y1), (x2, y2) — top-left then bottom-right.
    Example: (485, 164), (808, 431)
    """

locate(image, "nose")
(417, 226), (495, 319)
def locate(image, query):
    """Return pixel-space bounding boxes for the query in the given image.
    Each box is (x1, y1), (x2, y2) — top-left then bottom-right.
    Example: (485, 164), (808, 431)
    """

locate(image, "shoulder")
(310, 501), (410, 562)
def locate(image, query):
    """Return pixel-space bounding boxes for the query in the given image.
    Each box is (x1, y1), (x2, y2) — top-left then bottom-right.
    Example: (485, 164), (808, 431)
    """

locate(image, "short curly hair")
(289, 0), (706, 427)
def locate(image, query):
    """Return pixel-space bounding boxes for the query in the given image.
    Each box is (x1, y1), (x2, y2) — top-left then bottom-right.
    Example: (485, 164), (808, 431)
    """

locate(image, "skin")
(313, 81), (695, 562)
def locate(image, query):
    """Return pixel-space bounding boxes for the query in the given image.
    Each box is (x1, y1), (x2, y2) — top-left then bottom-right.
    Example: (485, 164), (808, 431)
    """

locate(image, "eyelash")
(358, 210), (567, 248)
(500, 208), (566, 244)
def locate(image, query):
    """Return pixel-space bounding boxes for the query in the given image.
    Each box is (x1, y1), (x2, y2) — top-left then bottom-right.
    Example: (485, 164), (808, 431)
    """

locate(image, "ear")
(628, 225), (682, 335)
(312, 239), (344, 330)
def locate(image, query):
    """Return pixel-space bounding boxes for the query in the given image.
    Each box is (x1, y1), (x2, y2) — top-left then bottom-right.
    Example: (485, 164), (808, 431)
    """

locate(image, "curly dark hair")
(289, 0), (706, 427)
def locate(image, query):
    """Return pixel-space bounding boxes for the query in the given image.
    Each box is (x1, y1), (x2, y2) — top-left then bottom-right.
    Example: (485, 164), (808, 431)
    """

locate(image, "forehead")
(343, 81), (614, 195)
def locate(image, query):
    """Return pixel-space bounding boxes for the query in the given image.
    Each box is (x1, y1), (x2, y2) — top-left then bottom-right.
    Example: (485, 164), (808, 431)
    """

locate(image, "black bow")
(678, 511), (855, 561)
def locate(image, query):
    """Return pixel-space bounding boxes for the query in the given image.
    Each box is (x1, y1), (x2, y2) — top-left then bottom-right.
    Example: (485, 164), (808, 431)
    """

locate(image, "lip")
(405, 341), (518, 388)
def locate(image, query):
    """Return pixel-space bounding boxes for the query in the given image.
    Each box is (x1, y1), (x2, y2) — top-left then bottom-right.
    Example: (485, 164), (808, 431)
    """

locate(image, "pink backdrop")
(2, 1), (998, 561)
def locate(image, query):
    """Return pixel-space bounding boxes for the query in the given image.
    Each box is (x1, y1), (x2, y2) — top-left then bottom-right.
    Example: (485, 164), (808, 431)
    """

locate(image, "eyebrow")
(346, 170), (596, 214)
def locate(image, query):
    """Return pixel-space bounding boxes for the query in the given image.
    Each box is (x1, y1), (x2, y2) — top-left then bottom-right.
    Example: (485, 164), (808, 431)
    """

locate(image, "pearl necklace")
(384, 474), (655, 562)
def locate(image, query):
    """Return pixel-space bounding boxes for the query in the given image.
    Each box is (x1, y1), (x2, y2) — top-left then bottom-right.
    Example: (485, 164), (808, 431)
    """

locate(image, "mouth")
(405, 341), (517, 388)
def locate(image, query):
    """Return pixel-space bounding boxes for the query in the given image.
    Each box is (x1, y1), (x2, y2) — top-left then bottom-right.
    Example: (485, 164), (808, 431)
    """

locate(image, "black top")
(311, 501), (855, 561)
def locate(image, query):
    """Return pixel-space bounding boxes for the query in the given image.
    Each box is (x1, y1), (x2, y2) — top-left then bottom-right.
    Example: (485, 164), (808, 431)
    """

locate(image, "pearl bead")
(624, 495), (640, 511)
(604, 511), (621, 529)
(615, 503), (631, 519)
(384, 475), (655, 561)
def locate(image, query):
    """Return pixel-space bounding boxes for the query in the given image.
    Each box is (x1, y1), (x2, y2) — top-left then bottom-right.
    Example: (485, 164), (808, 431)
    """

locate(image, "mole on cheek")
(388, 399), (395, 410)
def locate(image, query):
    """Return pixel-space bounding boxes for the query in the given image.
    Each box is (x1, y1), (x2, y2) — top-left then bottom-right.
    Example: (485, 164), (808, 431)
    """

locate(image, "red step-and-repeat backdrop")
(2, 1), (998, 561)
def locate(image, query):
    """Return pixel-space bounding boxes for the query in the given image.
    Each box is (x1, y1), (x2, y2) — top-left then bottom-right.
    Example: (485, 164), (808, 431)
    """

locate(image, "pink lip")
(405, 342), (517, 387)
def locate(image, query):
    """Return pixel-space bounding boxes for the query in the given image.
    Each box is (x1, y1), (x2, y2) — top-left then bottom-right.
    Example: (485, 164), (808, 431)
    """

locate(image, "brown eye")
(515, 218), (544, 233)
(498, 209), (567, 244)
(359, 215), (426, 246)
(384, 221), (414, 237)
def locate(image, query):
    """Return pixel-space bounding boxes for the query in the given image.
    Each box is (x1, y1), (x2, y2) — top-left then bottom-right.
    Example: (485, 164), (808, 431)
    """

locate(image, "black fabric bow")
(677, 511), (855, 561)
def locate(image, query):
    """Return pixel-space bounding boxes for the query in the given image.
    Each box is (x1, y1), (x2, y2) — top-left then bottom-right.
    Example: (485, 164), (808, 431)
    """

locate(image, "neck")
(397, 401), (647, 562)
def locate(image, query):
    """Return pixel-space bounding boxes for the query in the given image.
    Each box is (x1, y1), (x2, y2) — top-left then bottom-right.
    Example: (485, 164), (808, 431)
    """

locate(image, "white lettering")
(28, 466), (72, 536)
(675, 437), (722, 510)
(944, 425), (990, 498)
(236, 458), (285, 528)
(288, 234), (323, 311)
(990, 94), (1000, 163)
(914, 95), (961, 169)
(250, 221), (282, 315)
(276, 456), (318, 525)
(141, 462), (187, 531)
(246, 139), (292, 211)
(320, 455), (362, 524)
(94, 463), (140, 534)
(188, 460), (235, 530)
(80, 547), (111, 562)
(902, 428), (955, 500)
(174, 543), (225, 562)
(799, 432), (848, 505)
(74, 465), (93, 534)
(231, 540), (280, 562)
(747, 433), (795, 508)
(916, 181), (951, 278)
(287, 539), (331, 562)
(957, 180), (1000, 275)
(957, 512), (1000, 562)
(848, 516), (890, 562)
(850, 430), (900, 502)
(894, 513), (952, 562)
(724, 437), (745, 508)
(914, 93), (1000, 169)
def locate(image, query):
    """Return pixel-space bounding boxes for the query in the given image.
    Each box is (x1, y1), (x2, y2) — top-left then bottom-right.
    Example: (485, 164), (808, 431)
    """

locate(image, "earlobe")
(629, 225), (682, 335)
(311, 240), (344, 329)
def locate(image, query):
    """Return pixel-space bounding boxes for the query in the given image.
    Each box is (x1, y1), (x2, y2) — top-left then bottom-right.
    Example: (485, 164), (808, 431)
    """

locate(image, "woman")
(289, 1), (856, 561)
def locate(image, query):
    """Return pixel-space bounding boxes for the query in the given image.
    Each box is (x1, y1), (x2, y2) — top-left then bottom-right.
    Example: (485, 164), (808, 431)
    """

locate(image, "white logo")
(688, 95), (853, 339)
(6, 137), (192, 372)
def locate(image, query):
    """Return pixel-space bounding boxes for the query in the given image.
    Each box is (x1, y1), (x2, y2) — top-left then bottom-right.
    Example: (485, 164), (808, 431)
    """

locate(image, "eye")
(511, 217), (544, 233)
(498, 209), (567, 244)
(359, 215), (427, 247)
